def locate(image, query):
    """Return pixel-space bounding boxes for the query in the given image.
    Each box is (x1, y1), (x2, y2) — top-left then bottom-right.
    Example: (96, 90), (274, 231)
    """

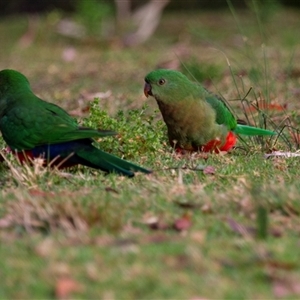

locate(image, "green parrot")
(0, 69), (151, 177)
(144, 69), (275, 152)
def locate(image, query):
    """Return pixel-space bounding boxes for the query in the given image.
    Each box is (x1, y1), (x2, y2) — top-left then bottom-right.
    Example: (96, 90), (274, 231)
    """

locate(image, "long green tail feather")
(77, 147), (152, 177)
(234, 125), (276, 136)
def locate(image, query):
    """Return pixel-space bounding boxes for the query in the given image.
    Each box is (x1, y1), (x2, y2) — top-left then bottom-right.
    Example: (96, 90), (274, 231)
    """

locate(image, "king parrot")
(144, 69), (276, 153)
(0, 69), (151, 177)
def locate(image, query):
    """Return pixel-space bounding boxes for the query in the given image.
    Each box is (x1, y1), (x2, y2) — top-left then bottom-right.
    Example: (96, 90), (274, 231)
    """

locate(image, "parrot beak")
(144, 82), (152, 97)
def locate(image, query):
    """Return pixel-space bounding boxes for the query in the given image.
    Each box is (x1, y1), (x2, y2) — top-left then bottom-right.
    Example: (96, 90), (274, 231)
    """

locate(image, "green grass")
(1, 7), (300, 299)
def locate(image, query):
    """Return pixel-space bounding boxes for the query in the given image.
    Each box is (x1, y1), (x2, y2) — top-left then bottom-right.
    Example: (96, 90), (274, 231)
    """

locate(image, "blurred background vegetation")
(0, 0), (299, 15)
(0, 0), (292, 47)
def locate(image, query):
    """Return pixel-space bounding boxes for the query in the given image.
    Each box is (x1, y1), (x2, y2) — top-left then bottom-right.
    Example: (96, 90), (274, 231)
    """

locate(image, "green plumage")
(144, 69), (275, 151)
(0, 69), (151, 177)
(0, 71), (115, 150)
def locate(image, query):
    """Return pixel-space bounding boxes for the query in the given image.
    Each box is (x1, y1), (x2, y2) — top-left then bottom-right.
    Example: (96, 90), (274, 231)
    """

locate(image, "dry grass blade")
(0, 150), (75, 187)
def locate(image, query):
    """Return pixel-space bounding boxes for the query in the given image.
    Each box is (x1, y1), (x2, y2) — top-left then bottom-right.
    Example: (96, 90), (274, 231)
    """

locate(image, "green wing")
(0, 97), (116, 151)
(204, 94), (275, 136)
(203, 92), (275, 136)
(204, 92), (237, 130)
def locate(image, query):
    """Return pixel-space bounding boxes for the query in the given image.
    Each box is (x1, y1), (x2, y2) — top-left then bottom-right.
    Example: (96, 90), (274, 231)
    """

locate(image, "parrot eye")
(158, 78), (165, 85)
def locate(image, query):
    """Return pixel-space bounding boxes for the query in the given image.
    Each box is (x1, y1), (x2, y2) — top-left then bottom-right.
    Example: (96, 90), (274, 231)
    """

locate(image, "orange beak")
(144, 82), (152, 97)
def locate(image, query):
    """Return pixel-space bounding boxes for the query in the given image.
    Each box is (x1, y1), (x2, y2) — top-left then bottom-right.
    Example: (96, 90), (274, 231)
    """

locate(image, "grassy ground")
(1, 6), (300, 299)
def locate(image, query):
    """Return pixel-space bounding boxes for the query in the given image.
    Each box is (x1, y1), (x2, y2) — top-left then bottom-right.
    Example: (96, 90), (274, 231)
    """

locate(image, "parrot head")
(0, 69), (31, 96)
(144, 69), (195, 104)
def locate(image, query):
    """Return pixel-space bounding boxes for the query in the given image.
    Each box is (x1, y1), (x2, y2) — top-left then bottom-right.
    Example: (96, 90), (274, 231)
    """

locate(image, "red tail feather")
(174, 131), (237, 154)
(203, 131), (237, 153)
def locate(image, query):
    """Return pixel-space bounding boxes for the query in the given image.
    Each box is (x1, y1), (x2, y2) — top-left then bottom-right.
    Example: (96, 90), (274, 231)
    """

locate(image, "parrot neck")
(156, 98), (197, 126)
(156, 99), (178, 119)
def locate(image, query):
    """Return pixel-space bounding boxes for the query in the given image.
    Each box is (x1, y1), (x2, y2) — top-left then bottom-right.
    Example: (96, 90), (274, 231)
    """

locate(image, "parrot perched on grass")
(0, 69), (151, 177)
(144, 69), (275, 153)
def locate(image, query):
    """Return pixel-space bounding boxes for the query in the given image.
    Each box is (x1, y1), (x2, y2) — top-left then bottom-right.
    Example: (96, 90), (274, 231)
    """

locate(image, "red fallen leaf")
(173, 213), (192, 231)
(245, 100), (287, 113)
(55, 277), (82, 299)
